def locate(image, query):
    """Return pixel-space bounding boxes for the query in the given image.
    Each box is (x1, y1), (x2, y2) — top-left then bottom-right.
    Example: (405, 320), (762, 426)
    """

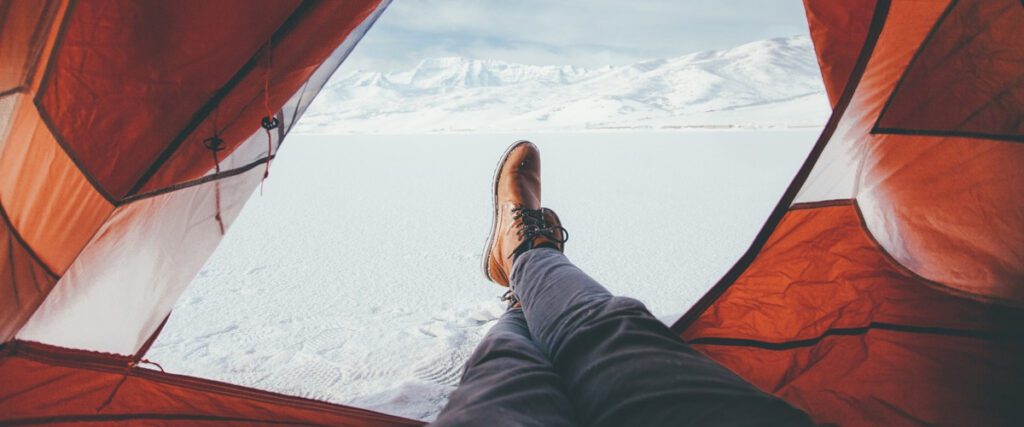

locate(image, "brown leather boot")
(483, 141), (568, 286)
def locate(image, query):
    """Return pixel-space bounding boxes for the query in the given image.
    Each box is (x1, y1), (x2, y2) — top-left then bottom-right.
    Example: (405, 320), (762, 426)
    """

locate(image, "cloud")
(343, 0), (809, 71)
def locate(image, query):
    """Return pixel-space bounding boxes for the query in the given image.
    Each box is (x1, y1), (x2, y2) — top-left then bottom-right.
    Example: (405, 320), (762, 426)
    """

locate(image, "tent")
(0, 0), (1020, 425)
(674, 0), (1023, 425)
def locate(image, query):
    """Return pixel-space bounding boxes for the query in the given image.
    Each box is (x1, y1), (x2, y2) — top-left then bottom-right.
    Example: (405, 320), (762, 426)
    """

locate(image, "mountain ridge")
(295, 36), (829, 134)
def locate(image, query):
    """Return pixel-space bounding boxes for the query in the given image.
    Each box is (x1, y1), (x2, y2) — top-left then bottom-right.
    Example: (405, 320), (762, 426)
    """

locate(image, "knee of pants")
(487, 330), (534, 347)
(599, 296), (655, 318)
(471, 331), (544, 364)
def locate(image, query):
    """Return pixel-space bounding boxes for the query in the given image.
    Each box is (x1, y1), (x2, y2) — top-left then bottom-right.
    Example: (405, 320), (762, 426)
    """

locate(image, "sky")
(342, 0), (811, 72)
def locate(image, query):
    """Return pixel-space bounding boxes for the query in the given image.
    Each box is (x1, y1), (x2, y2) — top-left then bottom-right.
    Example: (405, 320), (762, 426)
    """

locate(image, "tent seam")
(117, 155), (275, 206)
(0, 197), (59, 279)
(687, 321), (1023, 350)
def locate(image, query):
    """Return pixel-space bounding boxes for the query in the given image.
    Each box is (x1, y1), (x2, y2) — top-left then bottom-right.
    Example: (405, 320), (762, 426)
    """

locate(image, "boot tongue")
(530, 240), (561, 252)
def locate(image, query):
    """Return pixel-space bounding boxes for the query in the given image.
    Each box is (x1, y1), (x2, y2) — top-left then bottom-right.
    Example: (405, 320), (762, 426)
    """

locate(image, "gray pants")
(433, 248), (811, 426)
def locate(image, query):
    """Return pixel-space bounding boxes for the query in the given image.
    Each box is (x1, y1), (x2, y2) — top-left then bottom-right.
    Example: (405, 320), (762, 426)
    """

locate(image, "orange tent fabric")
(676, 0), (1024, 425)
(801, 0), (877, 107)
(1, 0), (422, 424)
(1, 341), (421, 426)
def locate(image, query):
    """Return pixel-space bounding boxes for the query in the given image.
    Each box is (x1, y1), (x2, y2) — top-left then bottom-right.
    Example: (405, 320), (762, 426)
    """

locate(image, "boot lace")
(509, 206), (569, 259)
(500, 289), (520, 310)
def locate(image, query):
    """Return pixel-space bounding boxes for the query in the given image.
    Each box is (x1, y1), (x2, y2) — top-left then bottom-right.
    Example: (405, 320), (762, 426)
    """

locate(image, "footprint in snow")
(246, 266), (269, 275)
(413, 347), (471, 386)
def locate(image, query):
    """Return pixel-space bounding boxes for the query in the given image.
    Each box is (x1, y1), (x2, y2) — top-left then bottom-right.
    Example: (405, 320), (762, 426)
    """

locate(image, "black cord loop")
(202, 136), (225, 152)
(261, 116), (280, 130)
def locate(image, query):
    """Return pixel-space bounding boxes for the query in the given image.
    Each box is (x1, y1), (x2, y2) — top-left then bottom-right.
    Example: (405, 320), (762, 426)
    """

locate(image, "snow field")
(149, 130), (818, 421)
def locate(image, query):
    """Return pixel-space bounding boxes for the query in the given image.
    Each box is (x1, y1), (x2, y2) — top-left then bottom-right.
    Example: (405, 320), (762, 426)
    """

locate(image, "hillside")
(295, 36), (829, 134)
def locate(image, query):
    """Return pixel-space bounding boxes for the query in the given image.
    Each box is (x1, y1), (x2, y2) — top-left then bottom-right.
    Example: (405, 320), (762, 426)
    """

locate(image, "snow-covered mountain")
(295, 36), (829, 134)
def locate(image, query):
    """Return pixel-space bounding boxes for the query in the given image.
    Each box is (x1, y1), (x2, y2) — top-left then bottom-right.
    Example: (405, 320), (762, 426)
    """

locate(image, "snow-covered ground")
(296, 36), (828, 134)
(149, 130), (818, 421)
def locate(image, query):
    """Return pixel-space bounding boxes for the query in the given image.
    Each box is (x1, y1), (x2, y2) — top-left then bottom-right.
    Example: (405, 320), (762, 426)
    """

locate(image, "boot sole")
(481, 140), (533, 284)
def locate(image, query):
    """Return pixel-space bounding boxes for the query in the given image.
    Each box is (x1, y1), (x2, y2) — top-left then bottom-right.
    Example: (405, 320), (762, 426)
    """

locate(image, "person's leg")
(431, 308), (576, 427)
(512, 248), (812, 427)
(475, 140), (804, 425)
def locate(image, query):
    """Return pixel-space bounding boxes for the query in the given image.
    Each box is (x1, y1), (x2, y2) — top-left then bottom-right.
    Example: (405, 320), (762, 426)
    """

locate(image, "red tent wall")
(1, 0), (423, 424)
(676, 0), (1024, 425)
(1, 341), (421, 426)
